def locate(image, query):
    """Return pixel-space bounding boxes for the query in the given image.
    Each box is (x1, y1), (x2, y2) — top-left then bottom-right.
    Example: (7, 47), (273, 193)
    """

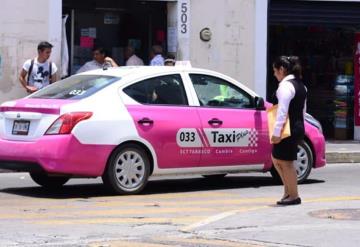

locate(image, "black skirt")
(272, 136), (300, 161)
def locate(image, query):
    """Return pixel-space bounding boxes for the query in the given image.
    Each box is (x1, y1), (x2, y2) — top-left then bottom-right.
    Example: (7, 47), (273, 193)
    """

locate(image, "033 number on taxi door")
(179, 131), (195, 142)
(176, 128), (202, 147)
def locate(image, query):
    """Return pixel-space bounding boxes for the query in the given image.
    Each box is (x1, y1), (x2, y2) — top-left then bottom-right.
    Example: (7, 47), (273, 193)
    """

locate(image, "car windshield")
(29, 75), (120, 99)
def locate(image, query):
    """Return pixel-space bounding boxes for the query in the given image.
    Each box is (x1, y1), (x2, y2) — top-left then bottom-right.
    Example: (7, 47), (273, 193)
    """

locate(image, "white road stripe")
(180, 206), (268, 232)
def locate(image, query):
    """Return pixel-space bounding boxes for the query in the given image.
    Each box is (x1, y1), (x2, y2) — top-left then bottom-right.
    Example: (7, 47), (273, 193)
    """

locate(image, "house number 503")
(180, 2), (188, 34)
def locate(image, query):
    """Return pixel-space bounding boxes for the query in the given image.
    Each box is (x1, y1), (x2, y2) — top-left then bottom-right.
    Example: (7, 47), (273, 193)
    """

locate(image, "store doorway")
(268, 0), (360, 140)
(63, 0), (167, 74)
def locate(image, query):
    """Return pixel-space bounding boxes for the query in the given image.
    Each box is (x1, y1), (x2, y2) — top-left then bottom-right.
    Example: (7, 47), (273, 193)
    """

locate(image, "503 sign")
(179, 1), (189, 34)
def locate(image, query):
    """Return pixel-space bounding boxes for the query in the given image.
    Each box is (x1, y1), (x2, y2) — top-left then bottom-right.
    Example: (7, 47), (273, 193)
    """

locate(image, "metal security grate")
(269, 0), (360, 27)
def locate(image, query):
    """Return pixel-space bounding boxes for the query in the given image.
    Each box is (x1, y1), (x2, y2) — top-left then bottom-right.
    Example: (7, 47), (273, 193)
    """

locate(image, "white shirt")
(273, 74), (307, 137)
(23, 58), (57, 89)
(76, 60), (110, 74)
(126, 54), (144, 66)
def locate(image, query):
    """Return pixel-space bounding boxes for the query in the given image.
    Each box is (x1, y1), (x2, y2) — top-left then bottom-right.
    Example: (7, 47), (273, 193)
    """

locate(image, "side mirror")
(254, 96), (265, 110)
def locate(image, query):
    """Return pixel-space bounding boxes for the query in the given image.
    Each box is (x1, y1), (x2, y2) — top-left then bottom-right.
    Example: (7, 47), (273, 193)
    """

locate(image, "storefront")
(268, 0), (360, 140)
(62, 0), (169, 74)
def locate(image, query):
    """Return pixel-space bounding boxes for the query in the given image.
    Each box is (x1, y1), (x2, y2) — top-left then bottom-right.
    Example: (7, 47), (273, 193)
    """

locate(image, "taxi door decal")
(176, 128), (203, 147)
(198, 128), (210, 147)
(176, 128), (259, 148)
(203, 128), (258, 147)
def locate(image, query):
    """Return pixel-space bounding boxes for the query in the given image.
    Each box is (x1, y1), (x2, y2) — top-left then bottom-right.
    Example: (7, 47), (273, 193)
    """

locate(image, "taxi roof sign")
(175, 60), (192, 68)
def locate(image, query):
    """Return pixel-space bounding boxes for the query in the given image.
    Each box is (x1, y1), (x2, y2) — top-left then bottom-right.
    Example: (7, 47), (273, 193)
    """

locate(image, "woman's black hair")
(273, 56), (302, 79)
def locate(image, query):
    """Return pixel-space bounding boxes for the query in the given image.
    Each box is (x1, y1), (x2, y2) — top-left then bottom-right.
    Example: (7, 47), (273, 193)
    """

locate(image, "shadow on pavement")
(0, 175), (324, 199)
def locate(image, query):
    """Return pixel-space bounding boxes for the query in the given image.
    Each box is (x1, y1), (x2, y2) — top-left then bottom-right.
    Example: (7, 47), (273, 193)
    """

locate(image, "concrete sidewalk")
(326, 140), (360, 163)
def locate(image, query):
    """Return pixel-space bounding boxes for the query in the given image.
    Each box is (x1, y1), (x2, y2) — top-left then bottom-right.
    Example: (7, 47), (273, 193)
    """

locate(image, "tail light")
(45, 112), (93, 135)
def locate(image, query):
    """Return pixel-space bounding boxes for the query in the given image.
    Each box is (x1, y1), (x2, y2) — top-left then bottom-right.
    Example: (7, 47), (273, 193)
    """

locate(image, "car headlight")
(305, 113), (323, 133)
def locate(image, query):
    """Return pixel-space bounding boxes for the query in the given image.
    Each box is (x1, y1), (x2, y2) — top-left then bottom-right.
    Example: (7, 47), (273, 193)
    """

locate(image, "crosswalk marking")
(1, 194), (360, 227)
(89, 236), (265, 247)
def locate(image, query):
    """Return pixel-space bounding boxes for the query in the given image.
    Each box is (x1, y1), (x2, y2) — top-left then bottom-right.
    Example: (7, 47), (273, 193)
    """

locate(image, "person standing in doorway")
(271, 56), (307, 206)
(149, 45), (165, 66)
(19, 41), (58, 93)
(164, 54), (176, 66)
(76, 47), (118, 73)
(124, 46), (144, 66)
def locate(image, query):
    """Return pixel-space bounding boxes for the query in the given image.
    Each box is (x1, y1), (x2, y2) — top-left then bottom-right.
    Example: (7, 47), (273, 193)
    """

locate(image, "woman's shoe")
(276, 195), (289, 204)
(277, 197), (301, 206)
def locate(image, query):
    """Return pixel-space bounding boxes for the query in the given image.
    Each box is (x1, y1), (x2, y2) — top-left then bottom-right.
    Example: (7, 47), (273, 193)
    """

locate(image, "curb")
(326, 152), (360, 163)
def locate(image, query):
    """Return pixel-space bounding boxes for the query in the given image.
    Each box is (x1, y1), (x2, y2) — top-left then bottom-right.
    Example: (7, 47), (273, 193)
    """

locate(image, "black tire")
(102, 144), (150, 195)
(29, 172), (70, 188)
(270, 141), (313, 184)
(202, 174), (227, 179)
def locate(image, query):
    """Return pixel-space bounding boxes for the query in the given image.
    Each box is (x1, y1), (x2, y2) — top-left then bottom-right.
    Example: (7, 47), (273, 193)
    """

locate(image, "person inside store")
(149, 45), (165, 66)
(124, 46), (144, 66)
(164, 53), (176, 66)
(271, 55), (307, 206)
(76, 47), (118, 73)
(19, 41), (58, 93)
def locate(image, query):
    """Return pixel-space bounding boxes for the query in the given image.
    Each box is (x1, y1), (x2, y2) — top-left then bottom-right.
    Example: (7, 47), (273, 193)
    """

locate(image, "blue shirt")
(150, 54), (165, 66)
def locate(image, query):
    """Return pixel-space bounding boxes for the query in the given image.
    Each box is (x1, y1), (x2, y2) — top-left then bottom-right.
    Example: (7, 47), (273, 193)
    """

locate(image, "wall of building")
(0, 0), (62, 102)
(0, 0), (265, 102)
(188, 0), (257, 91)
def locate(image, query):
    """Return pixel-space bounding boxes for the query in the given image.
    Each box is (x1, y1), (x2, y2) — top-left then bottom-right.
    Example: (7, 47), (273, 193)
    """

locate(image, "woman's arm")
(273, 81), (295, 137)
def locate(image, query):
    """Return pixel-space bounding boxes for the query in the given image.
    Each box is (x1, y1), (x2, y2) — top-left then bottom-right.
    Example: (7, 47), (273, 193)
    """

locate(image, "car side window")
(189, 74), (254, 108)
(123, 74), (188, 106)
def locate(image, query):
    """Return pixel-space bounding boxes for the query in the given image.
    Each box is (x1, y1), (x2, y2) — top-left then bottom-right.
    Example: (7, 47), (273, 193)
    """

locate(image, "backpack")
(27, 59), (53, 85)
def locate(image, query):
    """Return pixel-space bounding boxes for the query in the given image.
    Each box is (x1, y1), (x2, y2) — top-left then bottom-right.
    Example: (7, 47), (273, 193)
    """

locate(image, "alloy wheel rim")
(114, 150), (145, 190)
(295, 145), (309, 179)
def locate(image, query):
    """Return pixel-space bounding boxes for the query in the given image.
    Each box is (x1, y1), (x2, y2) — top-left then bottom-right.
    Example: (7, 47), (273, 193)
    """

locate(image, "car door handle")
(208, 118), (223, 125)
(138, 118), (154, 125)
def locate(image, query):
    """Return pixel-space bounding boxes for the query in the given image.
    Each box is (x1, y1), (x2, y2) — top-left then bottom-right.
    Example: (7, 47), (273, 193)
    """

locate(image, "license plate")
(12, 120), (30, 135)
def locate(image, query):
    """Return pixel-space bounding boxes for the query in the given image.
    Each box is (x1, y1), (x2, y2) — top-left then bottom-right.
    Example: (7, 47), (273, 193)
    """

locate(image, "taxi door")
(188, 73), (270, 167)
(123, 73), (203, 169)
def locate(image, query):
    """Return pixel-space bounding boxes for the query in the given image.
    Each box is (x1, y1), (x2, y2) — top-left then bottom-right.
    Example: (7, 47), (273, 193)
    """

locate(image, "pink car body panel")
(128, 104), (325, 172)
(0, 98), (115, 176)
(304, 123), (326, 168)
(0, 135), (114, 176)
(127, 105), (202, 168)
(196, 107), (271, 167)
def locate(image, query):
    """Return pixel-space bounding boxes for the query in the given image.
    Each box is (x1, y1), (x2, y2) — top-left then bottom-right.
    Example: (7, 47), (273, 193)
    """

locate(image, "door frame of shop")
(268, 0), (360, 140)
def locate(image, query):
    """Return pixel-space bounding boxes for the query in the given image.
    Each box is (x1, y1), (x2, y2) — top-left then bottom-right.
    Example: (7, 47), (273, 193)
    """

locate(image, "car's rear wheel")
(270, 141), (313, 184)
(29, 172), (70, 188)
(102, 144), (150, 195)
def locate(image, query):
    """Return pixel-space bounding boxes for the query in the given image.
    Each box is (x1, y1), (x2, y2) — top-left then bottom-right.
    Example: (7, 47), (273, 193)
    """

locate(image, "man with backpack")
(19, 41), (58, 93)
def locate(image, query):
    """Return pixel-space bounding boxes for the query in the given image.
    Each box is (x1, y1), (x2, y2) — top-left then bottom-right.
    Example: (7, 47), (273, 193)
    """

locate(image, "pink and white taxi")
(0, 66), (326, 194)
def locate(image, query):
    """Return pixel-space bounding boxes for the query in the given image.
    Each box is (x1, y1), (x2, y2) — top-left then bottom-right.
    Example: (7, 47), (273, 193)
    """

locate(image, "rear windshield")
(29, 75), (119, 99)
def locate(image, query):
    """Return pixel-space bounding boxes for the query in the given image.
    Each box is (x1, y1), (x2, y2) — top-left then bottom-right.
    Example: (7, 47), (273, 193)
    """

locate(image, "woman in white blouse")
(271, 56), (307, 206)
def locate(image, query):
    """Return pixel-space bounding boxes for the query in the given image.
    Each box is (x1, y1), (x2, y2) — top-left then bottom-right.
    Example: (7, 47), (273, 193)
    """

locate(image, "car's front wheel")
(102, 144), (150, 195)
(29, 172), (70, 188)
(270, 141), (313, 184)
(295, 141), (313, 183)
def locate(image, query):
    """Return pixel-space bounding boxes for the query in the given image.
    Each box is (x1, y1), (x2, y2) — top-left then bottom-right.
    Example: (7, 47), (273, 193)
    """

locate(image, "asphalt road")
(0, 163), (359, 247)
